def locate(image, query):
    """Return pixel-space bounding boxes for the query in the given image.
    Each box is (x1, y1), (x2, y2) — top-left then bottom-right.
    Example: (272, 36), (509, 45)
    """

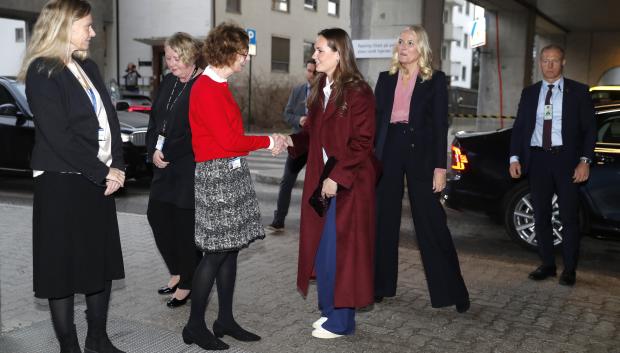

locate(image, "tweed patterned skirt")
(194, 157), (265, 252)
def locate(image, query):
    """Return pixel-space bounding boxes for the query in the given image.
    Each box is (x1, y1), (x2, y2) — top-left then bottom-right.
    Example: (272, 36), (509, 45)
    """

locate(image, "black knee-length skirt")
(32, 172), (125, 299)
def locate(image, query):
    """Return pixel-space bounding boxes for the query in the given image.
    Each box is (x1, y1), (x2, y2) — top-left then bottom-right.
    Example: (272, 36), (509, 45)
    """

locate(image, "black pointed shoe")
(166, 293), (190, 308)
(456, 298), (471, 313)
(213, 320), (261, 342)
(157, 284), (177, 295)
(182, 325), (229, 351)
(559, 270), (576, 286)
(528, 265), (557, 281)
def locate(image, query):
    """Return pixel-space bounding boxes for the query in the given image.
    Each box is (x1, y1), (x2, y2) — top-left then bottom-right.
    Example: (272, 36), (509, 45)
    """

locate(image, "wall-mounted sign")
(352, 39), (395, 59)
(469, 19), (486, 48)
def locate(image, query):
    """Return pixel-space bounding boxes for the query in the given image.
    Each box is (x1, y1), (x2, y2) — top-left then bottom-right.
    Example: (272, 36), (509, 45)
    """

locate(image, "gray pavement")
(2, 146), (620, 353)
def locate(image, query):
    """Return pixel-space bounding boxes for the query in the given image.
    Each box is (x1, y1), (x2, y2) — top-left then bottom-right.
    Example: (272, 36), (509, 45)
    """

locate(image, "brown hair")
(203, 22), (248, 68)
(165, 32), (203, 67)
(18, 0), (92, 80)
(307, 28), (366, 110)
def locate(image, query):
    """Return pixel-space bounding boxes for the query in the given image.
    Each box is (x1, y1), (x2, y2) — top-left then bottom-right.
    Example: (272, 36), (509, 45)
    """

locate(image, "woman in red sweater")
(182, 23), (277, 351)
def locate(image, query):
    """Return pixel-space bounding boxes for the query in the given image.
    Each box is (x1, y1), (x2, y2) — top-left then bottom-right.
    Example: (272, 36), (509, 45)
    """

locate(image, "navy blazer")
(25, 57), (124, 185)
(509, 78), (596, 174)
(283, 82), (309, 133)
(374, 70), (449, 181)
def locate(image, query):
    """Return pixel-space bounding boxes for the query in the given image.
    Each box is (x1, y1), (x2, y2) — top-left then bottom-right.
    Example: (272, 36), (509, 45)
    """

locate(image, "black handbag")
(308, 157), (337, 217)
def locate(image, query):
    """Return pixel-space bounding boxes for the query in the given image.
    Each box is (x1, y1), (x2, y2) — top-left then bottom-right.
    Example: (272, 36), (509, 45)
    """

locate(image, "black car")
(0, 76), (151, 180)
(443, 104), (620, 250)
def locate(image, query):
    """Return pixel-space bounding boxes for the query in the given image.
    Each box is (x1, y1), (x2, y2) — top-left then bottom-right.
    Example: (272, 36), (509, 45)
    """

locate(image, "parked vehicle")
(0, 76), (152, 180)
(108, 79), (151, 114)
(590, 86), (620, 105)
(443, 104), (620, 250)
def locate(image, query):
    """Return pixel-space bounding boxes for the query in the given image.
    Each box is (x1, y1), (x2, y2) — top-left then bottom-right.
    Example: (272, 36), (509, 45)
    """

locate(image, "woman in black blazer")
(19, 1), (126, 352)
(146, 32), (203, 308)
(373, 25), (469, 313)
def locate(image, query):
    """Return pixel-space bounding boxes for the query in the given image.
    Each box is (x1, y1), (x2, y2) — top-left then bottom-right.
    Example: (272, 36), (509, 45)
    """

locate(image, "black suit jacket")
(374, 70), (449, 181)
(25, 57), (124, 185)
(509, 78), (596, 174)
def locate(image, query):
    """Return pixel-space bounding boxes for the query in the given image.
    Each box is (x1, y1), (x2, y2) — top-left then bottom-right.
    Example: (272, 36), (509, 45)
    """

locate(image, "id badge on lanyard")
(97, 127), (106, 141)
(543, 104), (553, 121)
(155, 134), (166, 151)
(229, 157), (241, 170)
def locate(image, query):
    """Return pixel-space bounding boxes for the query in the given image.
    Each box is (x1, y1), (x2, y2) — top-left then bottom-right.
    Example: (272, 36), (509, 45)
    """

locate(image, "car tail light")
(128, 106), (151, 112)
(451, 145), (469, 171)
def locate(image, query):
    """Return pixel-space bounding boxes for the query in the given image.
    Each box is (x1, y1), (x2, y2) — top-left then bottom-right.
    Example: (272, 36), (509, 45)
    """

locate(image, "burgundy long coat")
(290, 78), (378, 308)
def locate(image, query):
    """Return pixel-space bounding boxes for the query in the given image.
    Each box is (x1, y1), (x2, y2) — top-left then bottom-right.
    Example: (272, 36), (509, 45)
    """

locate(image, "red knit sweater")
(189, 74), (270, 162)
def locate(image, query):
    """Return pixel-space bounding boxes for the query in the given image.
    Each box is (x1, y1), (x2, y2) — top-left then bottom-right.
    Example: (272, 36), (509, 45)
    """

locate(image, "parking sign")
(247, 28), (256, 56)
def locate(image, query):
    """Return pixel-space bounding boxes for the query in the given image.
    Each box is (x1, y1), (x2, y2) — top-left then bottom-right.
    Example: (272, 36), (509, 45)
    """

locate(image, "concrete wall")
(0, 0), (114, 80)
(477, 8), (531, 117)
(351, 0), (424, 88)
(215, 0), (350, 85)
(0, 18), (27, 76)
(564, 31), (620, 86)
(118, 0), (213, 86)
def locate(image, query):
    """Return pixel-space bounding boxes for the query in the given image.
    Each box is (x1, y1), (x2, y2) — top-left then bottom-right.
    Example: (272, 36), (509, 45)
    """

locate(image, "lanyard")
(72, 61), (98, 113)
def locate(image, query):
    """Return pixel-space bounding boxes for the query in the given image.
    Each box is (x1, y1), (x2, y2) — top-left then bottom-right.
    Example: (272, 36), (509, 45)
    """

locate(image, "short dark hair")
(540, 44), (565, 60)
(306, 58), (316, 66)
(203, 22), (248, 68)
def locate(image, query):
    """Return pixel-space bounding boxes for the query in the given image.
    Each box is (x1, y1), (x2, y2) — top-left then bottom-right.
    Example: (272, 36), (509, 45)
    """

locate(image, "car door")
(0, 82), (34, 171)
(582, 113), (620, 229)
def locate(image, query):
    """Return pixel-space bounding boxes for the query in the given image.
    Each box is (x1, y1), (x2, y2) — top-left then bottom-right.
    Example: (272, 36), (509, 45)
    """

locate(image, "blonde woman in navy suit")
(373, 25), (469, 313)
(19, 1), (125, 352)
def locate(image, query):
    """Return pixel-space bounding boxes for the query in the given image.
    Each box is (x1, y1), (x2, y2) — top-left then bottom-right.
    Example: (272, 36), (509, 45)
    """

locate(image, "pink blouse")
(390, 69), (418, 123)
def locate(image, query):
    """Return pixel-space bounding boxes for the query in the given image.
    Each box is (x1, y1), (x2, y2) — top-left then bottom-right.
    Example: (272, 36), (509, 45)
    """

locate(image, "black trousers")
(274, 153), (308, 223)
(147, 199), (202, 289)
(528, 148), (580, 271)
(375, 124), (469, 307)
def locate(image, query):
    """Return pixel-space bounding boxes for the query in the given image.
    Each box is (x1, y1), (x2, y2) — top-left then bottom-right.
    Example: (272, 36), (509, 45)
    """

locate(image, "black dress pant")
(274, 153), (308, 223)
(375, 124), (469, 307)
(147, 199), (202, 289)
(528, 148), (580, 271)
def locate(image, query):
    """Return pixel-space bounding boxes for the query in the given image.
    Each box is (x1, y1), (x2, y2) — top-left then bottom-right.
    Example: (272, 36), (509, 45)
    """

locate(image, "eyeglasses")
(397, 39), (416, 49)
(238, 51), (249, 57)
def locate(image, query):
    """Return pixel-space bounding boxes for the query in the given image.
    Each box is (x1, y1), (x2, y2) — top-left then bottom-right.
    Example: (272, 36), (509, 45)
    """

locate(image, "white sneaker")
(312, 316), (328, 329)
(311, 326), (343, 339)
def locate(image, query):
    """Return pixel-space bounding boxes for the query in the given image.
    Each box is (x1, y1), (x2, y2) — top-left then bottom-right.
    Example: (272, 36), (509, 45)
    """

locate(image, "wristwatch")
(579, 157), (592, 164)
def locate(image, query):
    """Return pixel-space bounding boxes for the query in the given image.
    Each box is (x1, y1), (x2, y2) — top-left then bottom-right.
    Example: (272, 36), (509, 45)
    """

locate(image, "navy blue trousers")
(314, 198), (355, 335)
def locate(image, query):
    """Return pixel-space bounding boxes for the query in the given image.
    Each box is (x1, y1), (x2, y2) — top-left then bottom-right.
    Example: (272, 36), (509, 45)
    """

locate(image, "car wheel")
(503, 182), (563, 251)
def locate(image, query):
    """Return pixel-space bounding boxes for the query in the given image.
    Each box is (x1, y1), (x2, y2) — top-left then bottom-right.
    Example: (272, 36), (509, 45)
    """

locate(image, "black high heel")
(182, 325), (229, 350)
(213, 320), (261, 342)
(157, 284), (178, 295)
(167, 291), (190, 308)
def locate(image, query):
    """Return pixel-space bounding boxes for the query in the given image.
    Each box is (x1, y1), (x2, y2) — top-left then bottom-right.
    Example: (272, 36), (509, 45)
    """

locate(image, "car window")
(597, 115), (620, 144)
(0, 85), (18, 116)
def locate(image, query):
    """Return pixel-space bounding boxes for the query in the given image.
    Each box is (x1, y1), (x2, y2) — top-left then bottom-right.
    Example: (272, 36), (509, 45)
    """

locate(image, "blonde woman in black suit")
(373, 25), (469, 313)
(19, 1), (125, 352)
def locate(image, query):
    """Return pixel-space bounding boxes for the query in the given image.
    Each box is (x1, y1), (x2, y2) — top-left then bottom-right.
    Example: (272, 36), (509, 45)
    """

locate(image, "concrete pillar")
(477, 6), (534, 117)
(422, 0), (444, 71)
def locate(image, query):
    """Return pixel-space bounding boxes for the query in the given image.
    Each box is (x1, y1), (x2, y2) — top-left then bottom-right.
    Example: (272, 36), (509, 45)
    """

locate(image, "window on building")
(441, 45), (447, 61)
(304, 0), (317, 11)
(15, 28), (24, 43)
(457, 5), (462, 13)
(328, 0), (340, 17)
(272, 0), (289, 13)
(271, 36), (290, 72)
(303, 41), (314, 65)
(462, 66), (467, 81)
(466, 2), (470, 15)
(226, 0), (241, 13)
(443, 9), (449, 24)
(463, 34), (468, 48)
(456, 40), (461, 48)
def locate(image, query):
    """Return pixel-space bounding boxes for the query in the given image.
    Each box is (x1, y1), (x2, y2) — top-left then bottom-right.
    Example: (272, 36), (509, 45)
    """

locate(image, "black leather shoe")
(267, 221), (284, 232)
(157, 284), (177, 295)
(213, 320), (261, 342)
(374, 296), (384, 303)
(456, 298), (471, 313)
(559, 270), (576, 286)
(528, 266), (557, 281)
(182, 325), (228, 350)
(166, 293), (190, 308)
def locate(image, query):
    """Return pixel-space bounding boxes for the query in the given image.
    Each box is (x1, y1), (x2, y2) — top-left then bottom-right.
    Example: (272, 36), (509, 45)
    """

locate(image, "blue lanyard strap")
(86, 87), (97, 113)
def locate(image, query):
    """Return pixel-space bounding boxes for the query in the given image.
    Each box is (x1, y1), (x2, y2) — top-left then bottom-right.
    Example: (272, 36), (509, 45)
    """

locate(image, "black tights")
(187, 251), (239, 330)
(49, 281), (112, 338)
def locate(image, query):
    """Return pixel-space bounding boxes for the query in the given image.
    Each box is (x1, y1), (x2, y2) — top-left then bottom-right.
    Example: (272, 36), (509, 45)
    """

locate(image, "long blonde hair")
(17, 0), (92, 81)
(388, 25), (433, 81)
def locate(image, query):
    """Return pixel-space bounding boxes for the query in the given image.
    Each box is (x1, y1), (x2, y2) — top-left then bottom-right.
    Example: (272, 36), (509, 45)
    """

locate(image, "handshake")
(270, 133), (293, 156)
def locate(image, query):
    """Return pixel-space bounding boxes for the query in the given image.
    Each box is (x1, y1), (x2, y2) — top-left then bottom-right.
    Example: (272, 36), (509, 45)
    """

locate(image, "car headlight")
(121, 132), (131, 143)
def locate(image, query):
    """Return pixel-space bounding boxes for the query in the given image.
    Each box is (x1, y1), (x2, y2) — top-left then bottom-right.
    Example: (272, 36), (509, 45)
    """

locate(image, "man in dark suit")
(509, 44), (596, 286)
(268, 59), (316, 231)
